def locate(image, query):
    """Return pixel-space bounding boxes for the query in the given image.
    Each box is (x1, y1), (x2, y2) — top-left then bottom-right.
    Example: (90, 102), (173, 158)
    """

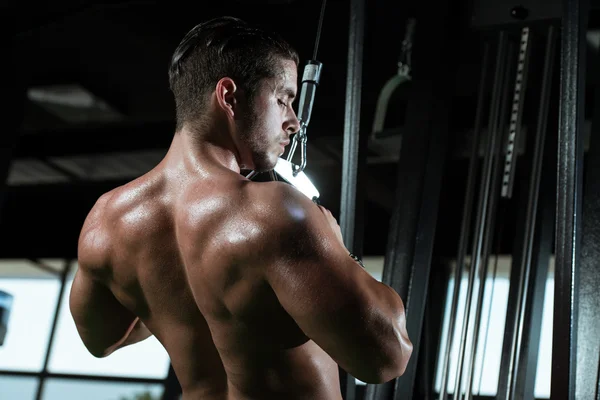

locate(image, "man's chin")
(251, 158), (278, 174)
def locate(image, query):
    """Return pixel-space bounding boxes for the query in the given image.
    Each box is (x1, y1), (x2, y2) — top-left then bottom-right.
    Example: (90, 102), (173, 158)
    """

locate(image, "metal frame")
(497, 24), (558, 400)
(363, 0), (458, 398)
(576, 26), (600, 400)
(552, 0), (588, 398)
(0, 259), (177, 399)
(338, 0), (365, 398)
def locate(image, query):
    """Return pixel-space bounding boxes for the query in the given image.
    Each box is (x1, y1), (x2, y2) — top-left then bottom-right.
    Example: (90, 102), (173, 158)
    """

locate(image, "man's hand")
(316, 205), (346, 248)
(103, 317), (153, 356)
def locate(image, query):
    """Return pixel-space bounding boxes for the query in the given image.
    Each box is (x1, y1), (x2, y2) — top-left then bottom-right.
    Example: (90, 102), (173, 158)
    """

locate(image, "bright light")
(274, 158), (320, 200)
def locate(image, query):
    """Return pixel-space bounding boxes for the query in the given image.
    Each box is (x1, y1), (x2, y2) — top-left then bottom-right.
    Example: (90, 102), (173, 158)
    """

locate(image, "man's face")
(236, 59), (300, 172)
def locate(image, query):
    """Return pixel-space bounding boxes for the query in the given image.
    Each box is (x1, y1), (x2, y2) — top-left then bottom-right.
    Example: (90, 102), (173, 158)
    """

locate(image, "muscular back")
(76, 168), (344, 400)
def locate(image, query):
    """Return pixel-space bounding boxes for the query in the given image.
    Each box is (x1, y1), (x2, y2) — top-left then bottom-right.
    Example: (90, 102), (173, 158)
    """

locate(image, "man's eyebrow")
(279, 87), (296, 99)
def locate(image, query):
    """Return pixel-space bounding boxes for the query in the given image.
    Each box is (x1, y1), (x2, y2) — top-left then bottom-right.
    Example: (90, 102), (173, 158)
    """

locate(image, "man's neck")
(164, 126), (243, 176)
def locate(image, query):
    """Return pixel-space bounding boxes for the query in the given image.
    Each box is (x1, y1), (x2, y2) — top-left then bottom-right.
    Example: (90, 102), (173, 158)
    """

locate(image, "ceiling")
(1, 0), (599, 259)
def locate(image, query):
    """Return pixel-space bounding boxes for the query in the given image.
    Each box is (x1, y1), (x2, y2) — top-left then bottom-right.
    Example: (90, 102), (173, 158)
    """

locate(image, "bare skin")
(70, 59), (412, 400)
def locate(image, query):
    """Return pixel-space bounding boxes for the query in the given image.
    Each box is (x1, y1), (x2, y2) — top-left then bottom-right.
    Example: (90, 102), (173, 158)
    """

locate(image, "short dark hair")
(168, 16), (300, 131)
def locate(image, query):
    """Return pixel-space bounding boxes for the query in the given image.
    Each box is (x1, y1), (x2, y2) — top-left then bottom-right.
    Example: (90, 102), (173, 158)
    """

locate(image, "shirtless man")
(69, 16), (412, 399)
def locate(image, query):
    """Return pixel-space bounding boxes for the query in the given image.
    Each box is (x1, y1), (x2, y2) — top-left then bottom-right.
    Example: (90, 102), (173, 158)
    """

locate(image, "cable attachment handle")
(398, 18), (416, 78)
(287, 60), (322, 176)
(287, 127), (308, 176)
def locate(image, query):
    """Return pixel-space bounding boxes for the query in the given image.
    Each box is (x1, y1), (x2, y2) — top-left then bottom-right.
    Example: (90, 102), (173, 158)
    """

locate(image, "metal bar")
(518, 183), (555, 398)
(365, 13), (457, 398)
(340, 0), (364, 254)
(552, 0), (588, 397)
(473, 252), (500, 397)
(364, 126), (426, 400)
(497, 24), (558, 400)
(502, 25), (556, 400)
(515, 60), (558, 397)
(338, 0), (364, 398)
(0, 370), (165, 384)
(452, 31), (508, 400)
(35, 259), (72, 400)
(365, 4), (457, 398)
(393, 64), (453, 400)
(575, 31), (600, 400)
(463, 37), (515, 400)
(426, 260), (452, 398)
(26, 258), (62, 276)
(417, 299), (433, 398)
(438, 41), (490, 400)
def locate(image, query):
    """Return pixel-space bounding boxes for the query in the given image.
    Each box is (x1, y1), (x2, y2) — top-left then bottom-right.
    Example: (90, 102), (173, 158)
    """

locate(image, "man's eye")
(278, 100), (287, 107)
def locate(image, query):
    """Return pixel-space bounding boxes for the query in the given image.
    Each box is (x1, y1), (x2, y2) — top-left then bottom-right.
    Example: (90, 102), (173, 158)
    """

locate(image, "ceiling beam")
(15, 120), (176, 159)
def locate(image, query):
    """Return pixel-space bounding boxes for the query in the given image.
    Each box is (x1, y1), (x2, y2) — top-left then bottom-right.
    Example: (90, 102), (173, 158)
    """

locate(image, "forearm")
(358, 282), (412, 380)
(380, 283), (412, 374)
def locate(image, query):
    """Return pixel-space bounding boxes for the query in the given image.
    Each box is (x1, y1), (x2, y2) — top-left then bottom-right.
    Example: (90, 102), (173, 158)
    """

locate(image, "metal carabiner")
(287, 125), (308, 177)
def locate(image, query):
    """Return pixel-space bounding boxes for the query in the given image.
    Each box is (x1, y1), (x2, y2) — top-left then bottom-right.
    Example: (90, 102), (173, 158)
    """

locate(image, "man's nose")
(285, 109), (301, 135)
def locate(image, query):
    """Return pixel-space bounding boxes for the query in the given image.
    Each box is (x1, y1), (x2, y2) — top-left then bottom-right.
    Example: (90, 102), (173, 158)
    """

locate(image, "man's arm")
(260, 183), (413, 384)
(70, 194), (152, 358)
(69, 266), (152, 358)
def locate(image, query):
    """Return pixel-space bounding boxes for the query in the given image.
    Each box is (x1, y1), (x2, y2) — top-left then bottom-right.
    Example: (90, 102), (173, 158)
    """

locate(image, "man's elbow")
(86, 345), (108, 358)
(365, 337), (414, 384)
(84, 341), (113, 358)
(77, 331), (118, 358)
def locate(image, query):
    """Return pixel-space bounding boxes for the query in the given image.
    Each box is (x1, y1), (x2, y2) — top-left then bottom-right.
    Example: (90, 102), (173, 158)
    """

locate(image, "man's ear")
(215, 77), (237, 118)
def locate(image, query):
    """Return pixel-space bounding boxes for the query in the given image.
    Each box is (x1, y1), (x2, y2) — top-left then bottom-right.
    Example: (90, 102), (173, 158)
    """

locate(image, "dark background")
(1, 0), (599, 259)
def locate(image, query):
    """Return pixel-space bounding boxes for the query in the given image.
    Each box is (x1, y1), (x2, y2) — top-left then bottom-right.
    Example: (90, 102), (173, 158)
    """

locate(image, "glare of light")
(273, 157), (320, 200)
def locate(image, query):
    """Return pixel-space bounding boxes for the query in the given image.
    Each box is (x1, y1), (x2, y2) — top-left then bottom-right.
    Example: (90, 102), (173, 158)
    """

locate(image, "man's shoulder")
(77, 189), (119, 273)
(234, 181), (329, 257)
(242, 180), (317, 223)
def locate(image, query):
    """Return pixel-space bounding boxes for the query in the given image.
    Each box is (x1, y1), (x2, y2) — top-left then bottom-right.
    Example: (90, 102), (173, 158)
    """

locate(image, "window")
(0, 260), (61, 372)
(358, 255), (553, 398)
(434, 256), (553, 398)
(0, 375), (39, 400)
(41, 379), (164, 400)
(434, 266), (510, 396)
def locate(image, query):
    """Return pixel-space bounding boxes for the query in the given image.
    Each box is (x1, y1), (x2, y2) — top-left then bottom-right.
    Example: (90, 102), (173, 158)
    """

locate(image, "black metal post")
(393, 82), (452, 399)
(364, 122), (425, 400)
(363, 2), (457, 399)
(339, 0), (365, 398)
(575, 35), (600, 400)
(552, 0), (588, 398)
(35, 260), (72, 400)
